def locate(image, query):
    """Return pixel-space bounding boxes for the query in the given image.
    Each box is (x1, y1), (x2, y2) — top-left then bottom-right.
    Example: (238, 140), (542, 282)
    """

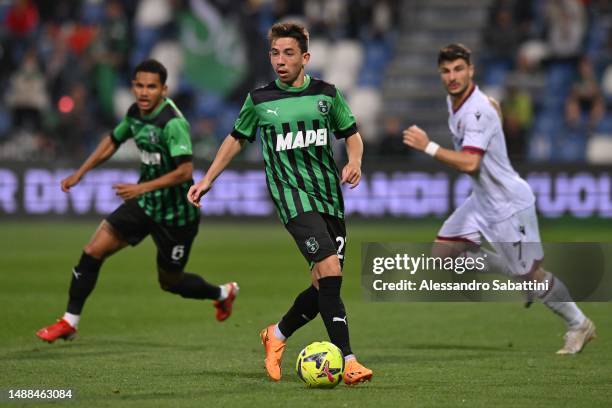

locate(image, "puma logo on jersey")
(333, 316), (347, 325)
(276, 129), (328, 151)
(266, 108), (279, 116)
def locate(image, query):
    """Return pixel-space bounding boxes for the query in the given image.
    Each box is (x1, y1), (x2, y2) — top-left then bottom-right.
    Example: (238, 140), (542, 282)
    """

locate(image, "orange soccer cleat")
(343, 358), (373, 385)
(214, 282), (239, 322)
(259, 324), (286, 381)
(36, 319), (77, 343)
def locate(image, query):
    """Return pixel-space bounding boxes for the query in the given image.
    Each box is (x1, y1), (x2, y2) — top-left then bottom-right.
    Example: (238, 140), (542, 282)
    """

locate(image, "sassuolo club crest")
(317, 100), (329, 115)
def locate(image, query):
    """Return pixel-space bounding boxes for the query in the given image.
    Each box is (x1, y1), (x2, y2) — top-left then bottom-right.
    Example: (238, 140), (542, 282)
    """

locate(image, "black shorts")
(285, 211), (347, 269)
(105, 199), (198, 273)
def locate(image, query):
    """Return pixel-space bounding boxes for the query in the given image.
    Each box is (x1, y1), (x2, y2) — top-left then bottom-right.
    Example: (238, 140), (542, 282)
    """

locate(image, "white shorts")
(437, 197), (544, 276)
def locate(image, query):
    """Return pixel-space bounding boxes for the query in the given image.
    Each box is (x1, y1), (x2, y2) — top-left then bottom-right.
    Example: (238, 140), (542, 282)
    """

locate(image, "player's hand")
(402, 125), (429, 151)
(113, 183), (144, 200)
(187, 180), (212, 208)
(341, 161), (361, 189)
(61, 173), (82, 192)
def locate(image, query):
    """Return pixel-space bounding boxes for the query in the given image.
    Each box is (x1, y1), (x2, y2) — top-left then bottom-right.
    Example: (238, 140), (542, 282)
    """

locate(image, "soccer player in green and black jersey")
(36, 60), (239, 343)
(188, 23), (373, 385)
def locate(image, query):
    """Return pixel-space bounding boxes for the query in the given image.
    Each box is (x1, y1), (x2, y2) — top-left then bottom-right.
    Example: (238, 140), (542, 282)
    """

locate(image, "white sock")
(218, 284), (229, 301)
(273, 324), (287, 341)
(538, 272), (586, 329)
(63, 312), (80, 328)
(344, 354), (356, 362)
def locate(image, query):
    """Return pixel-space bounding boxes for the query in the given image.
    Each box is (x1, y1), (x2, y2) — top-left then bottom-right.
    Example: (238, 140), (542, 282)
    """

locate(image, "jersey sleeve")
(231, 94), (259, 142)
(165, 117), (193, 158)
(110, 116), (132, 145)
(330, 88), (358, 139)
(461, 111), (493, 155)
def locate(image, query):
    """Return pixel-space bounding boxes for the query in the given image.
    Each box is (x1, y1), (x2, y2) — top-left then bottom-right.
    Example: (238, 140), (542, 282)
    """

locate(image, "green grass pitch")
(1, 218), (611, 407)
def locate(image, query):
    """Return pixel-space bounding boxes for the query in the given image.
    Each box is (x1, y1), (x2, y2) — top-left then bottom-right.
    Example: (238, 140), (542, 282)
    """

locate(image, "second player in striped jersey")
(36, 60), (239, 344)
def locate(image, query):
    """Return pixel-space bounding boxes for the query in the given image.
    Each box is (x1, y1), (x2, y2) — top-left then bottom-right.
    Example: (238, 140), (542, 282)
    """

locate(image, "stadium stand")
(0, 0), (609, 163)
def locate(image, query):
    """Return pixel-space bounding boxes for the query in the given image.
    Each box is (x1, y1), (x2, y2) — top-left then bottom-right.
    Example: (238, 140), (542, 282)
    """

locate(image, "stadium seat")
(113, 88), (134, 120)
(150, 41), (184, 96)
(308, 39), (330, 74)
(556, 129), (587, 162)
(594, 116), (612, 133)
(528, 133), (553, 162)
(602, 65), (612, 99)
(80, 2), (105, 24)
(196, 92), (224, 118)
(347, 87), (382, 144)
(323, 40), (364, 91)
(586, 134), (612, 164)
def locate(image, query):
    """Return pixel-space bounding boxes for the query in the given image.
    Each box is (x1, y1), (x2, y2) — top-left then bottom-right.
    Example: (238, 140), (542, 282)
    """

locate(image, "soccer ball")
(295, 341), (344, 388)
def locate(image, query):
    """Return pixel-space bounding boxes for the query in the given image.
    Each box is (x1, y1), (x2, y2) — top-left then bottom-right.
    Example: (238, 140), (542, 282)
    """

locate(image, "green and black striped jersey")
(231, 75), (358, 224)
(111, 98), (199, 227)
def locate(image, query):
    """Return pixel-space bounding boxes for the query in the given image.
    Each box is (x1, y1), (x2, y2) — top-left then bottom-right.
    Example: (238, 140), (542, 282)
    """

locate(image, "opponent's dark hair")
(133, 59), (168, 85)
(268, 22), (309, 53)
(438, 43), (472, 65)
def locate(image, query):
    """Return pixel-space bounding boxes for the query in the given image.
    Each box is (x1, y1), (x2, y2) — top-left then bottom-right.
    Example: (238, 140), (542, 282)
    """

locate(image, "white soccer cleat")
(556, 318), (596, 355)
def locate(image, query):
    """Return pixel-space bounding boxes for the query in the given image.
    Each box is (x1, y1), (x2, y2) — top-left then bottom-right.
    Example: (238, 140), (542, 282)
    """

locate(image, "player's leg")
(434, 197), (515, 275)
(66, 221), (128, 319)
(36, 200), (145, 343)
(260, 213), (330, 381)
(314, 214), (372, 385)
(275, 285), (319, 340)
(488, 206), (595, 354)
(152, 222), (238, 321)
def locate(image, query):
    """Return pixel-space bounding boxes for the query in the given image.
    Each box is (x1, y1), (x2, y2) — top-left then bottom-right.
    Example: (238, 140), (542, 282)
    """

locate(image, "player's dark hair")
(268, 22), (309, 53)
(438, 43), (472, 65)
(133, 59), (168, 85)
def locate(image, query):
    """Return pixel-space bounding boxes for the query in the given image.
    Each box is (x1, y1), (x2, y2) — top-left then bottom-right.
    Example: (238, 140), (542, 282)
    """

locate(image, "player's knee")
(313, 255), (342, 279)
(157, 265), (183, 292)
(83, 245), (107, 261)
(522, 261), (545, 282)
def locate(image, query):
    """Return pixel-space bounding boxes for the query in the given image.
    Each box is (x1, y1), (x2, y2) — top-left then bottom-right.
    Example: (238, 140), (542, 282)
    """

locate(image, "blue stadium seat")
(595, 115), (612, 134)
(527, 133), (554, 161)
(0, 107), (10, 139)
(195, 92), (224, 119)
(555, 128), (587, 162)
(130, 27), (163, 69)
(81, 3), (105, 25)
(217, 104), (241, 140)
(547, 62), (576, 91)
(481, 59), (512, 87)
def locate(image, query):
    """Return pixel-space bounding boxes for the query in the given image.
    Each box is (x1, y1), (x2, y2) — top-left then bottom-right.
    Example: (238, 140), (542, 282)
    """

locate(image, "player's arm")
(341, 132), (363, 188)
(113, 159), (194, 200)
(187, 135), (247, 208)
(61, 134), (119, 192)
(402, 125), (482, 174)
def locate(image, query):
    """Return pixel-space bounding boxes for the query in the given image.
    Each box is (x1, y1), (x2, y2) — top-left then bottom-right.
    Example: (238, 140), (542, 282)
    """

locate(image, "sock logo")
(332, 316), (347, 325)
(72, 268), (81, 280)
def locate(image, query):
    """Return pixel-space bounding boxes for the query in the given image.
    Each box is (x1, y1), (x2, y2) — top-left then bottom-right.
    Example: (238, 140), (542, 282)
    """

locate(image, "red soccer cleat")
(214, 282), (239, 322)
(36, 319), (77, 343)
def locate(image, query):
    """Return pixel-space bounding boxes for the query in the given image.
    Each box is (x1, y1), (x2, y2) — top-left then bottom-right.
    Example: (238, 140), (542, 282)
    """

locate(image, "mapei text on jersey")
(276, 128), (328, 151)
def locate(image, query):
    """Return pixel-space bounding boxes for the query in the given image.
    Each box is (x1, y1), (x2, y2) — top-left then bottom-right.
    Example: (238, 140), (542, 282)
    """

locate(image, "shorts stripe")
(436, 235), (478, 245)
